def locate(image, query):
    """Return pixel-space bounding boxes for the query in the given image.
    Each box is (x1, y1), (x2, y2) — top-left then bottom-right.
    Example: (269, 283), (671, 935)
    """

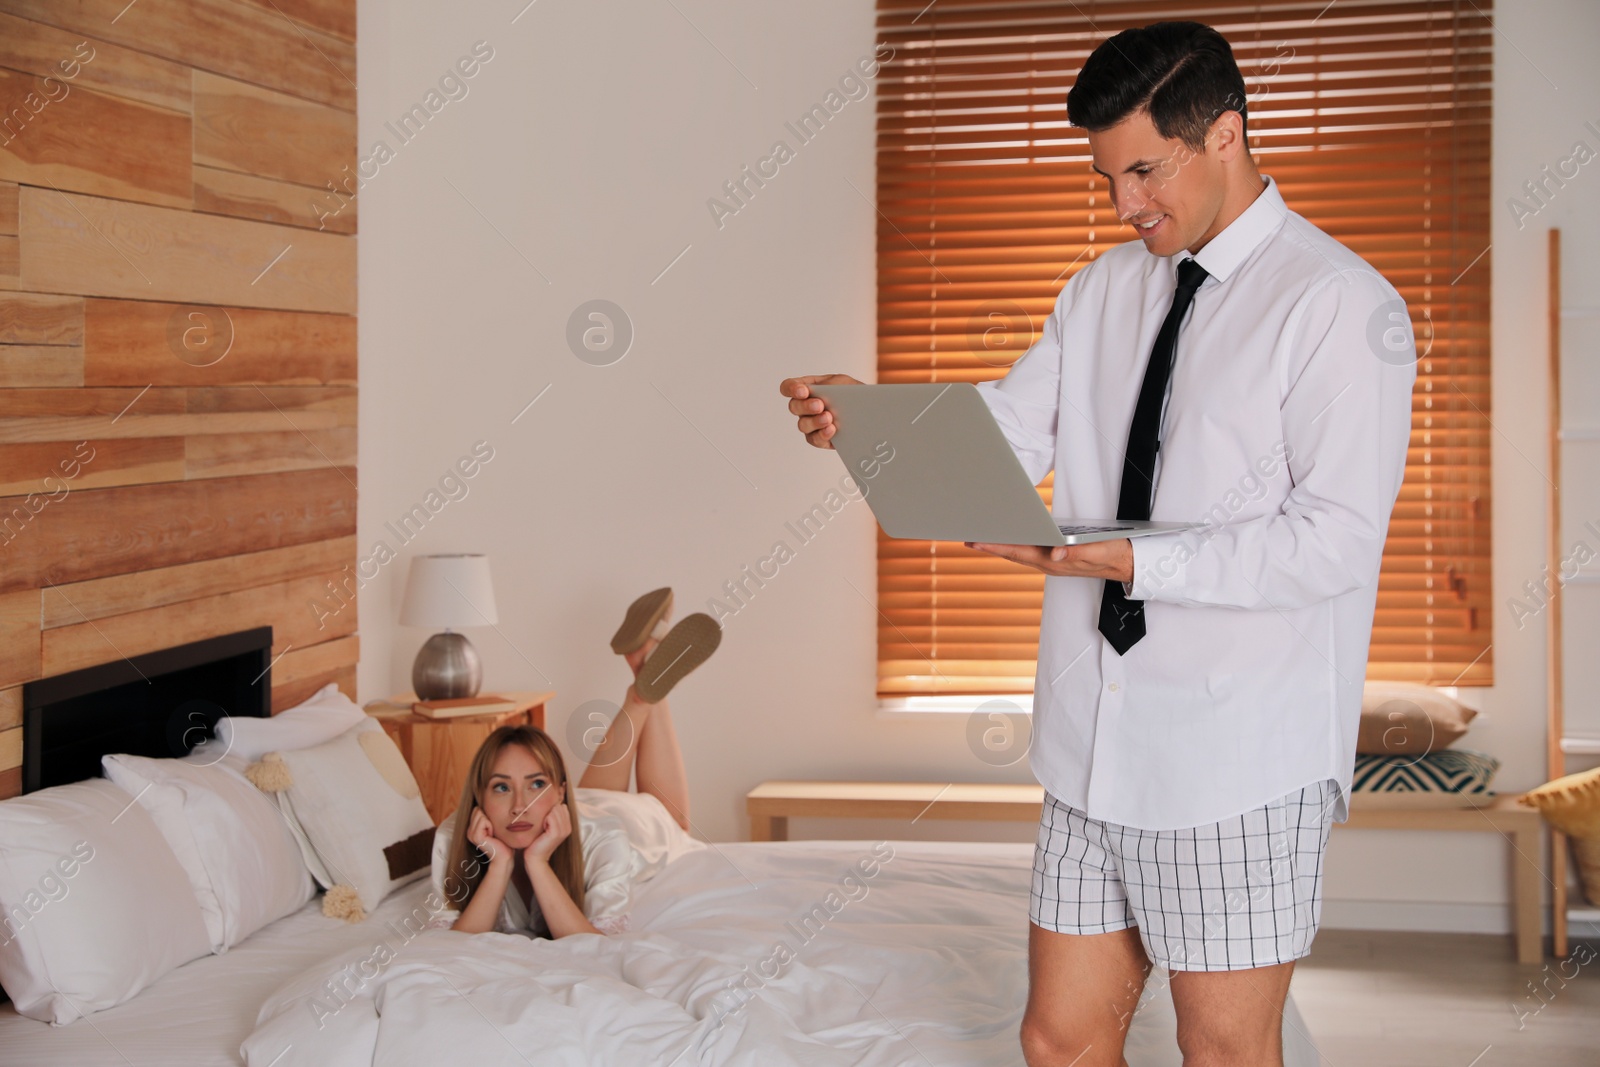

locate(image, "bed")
(0, 632), (1323, 1066)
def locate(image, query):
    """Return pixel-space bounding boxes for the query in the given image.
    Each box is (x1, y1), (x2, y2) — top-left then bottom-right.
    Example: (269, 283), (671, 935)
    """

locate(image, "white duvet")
(243, 840), (1320, 1067)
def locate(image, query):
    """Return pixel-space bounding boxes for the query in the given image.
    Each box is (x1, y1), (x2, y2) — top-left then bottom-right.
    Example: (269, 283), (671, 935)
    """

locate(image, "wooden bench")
(1340, 795), (1544, 964)
(746, 780), (1046, 842)
(745, 780), (1545, 963)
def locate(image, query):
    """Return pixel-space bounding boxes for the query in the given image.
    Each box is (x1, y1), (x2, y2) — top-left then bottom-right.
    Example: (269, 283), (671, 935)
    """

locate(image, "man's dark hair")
(1066, 22), (1248, 151)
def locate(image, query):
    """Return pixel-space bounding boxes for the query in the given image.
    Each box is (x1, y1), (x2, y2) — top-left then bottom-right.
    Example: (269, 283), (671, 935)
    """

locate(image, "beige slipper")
(611, 587), (674, 655)
(635, 613), (721, 703)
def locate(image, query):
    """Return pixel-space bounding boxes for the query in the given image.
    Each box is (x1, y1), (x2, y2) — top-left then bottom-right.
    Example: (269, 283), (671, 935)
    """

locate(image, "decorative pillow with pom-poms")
(320, 883), (366, 922)
(1521, 765), (1600, 837)
(1522, 766), (1600, 907)
(245, 719), (434, 922)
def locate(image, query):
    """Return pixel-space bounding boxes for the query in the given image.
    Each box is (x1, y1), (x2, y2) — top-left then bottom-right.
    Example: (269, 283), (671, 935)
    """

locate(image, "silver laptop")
(811, 383), (1198, 546)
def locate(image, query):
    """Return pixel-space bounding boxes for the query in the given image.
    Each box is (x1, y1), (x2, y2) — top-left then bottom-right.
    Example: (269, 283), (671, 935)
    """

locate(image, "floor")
(1292, 930), (1600, 1067)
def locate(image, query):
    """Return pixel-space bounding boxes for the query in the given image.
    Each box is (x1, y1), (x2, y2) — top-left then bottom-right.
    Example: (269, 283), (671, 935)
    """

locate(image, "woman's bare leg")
(576, 637), (691, 829)
(635, 693), (689, 830)
(577, 687), (650, 793)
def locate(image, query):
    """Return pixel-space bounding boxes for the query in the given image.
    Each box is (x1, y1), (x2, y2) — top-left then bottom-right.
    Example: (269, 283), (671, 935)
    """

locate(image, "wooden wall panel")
(275, 633), (359, 685)
(0, 589), (41, 688)
(0, 384), (352, 431)
(13, 186), (356, 313)
(273, 664), (356, 713)
(0, 688), (18, 800)
(0, 252), (79, 382)
(0, 728), (21, 794)
(0, 343), (81, 385)
(186, 427), (356, 479)
(0, 407), (352, 444)
(193, 71), (354, 189)
(0, 179), (16, 276)
(0, 0), (356, 110)
(42, 570), (357, 675)
(0, 11), (191, 113)
(186, 385), (355, 416)
(273, 633), (360, 710)
(82, 299), (356, 386)
(0, 4), (359, 769)
(0, 437), (183, 494)
(0, 181), (16, 276)
(0, 387), (185, 416)
(0, 67), (192, 206)
(0, 181), (15, 275)
(0, 467), (357, 594)
(0, 290), (82, 343)
(236, 0), (354, 42)
(193, 164), (357, 234)
(40, 535), (355, 627)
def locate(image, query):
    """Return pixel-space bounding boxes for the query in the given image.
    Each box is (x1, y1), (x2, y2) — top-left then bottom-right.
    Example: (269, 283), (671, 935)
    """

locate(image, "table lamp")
(399, 553), (498, 700)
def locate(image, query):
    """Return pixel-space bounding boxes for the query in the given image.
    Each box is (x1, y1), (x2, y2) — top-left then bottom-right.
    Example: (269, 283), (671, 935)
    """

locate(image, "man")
(780, 21), (1416, 1067)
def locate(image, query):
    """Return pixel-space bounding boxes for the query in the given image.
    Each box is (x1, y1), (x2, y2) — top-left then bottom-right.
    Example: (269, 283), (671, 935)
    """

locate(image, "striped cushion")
(1352, 749), (1501, 794)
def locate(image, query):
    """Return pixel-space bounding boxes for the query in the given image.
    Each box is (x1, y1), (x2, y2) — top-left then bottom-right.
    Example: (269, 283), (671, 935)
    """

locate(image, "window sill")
(877, 694), (1033, 719)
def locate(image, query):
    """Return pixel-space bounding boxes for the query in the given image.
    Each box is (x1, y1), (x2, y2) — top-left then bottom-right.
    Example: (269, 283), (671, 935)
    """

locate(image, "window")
(873, 0), (1493, 696)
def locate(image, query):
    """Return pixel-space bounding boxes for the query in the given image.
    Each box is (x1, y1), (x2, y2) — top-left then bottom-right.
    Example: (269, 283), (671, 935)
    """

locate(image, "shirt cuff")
(1128, 531), (1190, 602)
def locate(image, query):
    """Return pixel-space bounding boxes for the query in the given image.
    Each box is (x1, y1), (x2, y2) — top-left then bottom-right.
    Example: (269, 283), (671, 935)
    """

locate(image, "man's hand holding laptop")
(778, 374), (1135, 584)
(779, 372), (857, 450)
(950, 538), (1133, 584)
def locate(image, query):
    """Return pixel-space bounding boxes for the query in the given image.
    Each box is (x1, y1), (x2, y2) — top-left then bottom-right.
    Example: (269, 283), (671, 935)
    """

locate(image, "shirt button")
(1107, 682), (1120, 692)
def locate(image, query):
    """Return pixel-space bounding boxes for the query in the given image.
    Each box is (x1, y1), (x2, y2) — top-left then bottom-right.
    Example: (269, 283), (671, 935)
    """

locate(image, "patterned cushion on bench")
(1352, 749), (1500, 795)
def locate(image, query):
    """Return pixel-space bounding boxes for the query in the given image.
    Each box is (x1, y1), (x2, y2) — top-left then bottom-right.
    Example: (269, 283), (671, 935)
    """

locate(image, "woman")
(430, 588), (719, 938)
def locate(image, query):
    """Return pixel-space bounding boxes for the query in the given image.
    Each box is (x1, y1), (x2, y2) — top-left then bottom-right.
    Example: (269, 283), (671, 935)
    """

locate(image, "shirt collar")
(1177, 174), (1288, 285)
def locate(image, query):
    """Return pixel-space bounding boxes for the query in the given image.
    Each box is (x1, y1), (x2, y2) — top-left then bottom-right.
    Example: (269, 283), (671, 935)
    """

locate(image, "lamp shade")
(399, 554), (498, 628)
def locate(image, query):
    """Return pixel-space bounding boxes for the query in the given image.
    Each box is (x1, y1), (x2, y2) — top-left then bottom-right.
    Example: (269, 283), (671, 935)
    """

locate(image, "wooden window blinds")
(873, 0), (1493, 697)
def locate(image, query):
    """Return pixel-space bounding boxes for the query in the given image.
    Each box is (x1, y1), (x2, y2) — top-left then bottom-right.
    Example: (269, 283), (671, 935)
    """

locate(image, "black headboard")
(21, 627), (274, 793)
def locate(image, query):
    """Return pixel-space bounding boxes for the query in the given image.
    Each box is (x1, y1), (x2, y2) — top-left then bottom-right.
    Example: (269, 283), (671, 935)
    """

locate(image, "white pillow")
(215, 683), (366, 764)
(0, 779), (211, 1023)
(573, 787), (705, 880)
(101, 754), (314, 952)
(255, 718), (434, 919)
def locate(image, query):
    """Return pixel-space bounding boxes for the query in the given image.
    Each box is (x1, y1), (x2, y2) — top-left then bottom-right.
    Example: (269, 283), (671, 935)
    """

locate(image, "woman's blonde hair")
(439, 725), (585, 927)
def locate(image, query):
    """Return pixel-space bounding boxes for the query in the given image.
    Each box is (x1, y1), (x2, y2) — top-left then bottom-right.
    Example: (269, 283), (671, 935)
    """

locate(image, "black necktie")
(1097, 257), (1209, 655)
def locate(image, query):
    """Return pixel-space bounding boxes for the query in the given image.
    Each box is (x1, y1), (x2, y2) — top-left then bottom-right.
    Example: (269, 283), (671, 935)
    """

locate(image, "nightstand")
(365, 691), (552, 824)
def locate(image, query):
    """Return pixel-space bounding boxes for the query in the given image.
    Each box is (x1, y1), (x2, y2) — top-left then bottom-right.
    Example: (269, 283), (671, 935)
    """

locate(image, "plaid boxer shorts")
(1029, 778), (1339, 971)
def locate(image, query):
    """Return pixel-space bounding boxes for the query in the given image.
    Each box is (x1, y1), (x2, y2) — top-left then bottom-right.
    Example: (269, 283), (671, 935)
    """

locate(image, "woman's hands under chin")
(467, 806), (512, 871)
(524, 802), (572, 870)
(518, 802), (599, 938)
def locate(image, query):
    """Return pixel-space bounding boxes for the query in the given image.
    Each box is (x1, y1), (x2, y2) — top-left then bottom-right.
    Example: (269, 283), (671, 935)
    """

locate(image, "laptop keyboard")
(1057, 523), (1133, 535)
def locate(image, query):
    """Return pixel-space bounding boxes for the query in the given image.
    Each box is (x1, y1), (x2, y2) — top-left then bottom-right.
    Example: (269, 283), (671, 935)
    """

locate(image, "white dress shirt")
(977, 174), (1416, 831)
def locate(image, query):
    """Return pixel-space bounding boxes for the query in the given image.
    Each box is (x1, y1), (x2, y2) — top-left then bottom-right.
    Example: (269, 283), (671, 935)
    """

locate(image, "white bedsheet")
(243, 840), (1321, 1067)
(0, 872), (439, 1066)
(0, 841), (1321, 1066)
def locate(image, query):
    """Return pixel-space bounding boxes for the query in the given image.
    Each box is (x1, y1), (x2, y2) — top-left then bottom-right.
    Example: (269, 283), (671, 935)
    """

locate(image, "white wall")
(356, 0), (1600, 931)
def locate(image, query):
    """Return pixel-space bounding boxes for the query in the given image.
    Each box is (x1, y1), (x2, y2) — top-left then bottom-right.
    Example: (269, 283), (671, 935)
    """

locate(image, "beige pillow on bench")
(1356, 681), (1477, 756)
